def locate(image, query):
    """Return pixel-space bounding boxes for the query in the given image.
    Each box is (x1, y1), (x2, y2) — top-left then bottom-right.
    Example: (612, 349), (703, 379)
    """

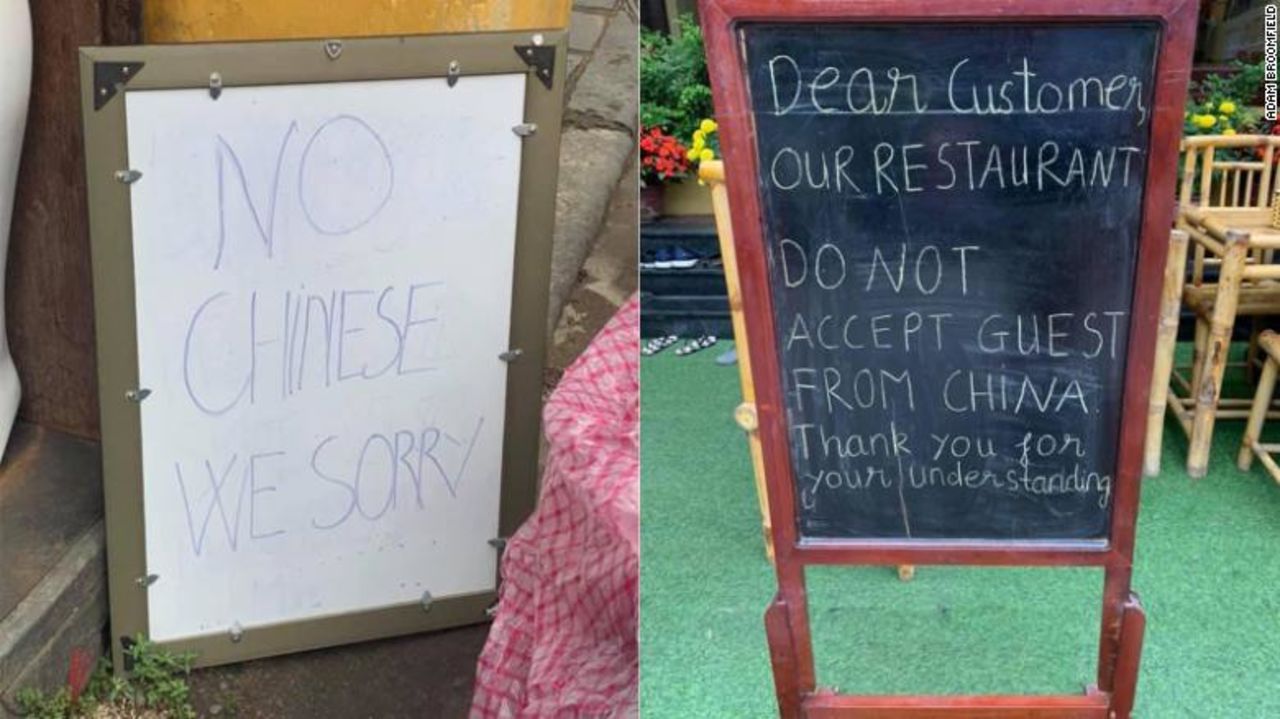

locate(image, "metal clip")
(499, 349), (523, 363)
(114, 169), (142, 184)
(93, 61), (144, 111)
(229, 622), (243, 643)
(323, 39), (343, 60)
(125, 388), (151, 403)
(421, 591), (434, 612)
(488, 537), (507, 551)
(447, 61), (461, 88)
(512, 123), (537, 137)
(136, 573), (159, 588)
(514, 44), (556, 90)
(209, 72), (223, 100)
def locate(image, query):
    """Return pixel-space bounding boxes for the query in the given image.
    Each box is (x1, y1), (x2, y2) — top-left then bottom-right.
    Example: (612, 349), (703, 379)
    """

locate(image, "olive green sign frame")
(78, 29), (565, 671)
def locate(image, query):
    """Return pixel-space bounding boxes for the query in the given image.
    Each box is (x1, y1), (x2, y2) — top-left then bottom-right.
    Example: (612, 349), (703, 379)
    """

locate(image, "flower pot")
(662, 178), (713, 217)
(641, 184), (665, 222)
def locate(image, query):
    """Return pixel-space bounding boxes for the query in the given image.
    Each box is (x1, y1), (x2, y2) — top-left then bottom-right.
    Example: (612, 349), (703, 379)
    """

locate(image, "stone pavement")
(548, 152), (638, 378)
(547, 0), (638, 334)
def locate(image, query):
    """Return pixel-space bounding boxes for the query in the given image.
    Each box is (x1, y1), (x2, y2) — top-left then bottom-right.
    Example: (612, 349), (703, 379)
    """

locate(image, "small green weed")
(12, 636), (196, 719)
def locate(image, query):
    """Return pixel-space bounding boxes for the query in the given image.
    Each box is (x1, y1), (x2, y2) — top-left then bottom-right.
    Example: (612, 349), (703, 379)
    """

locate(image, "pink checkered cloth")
(471, 295), (639, 718)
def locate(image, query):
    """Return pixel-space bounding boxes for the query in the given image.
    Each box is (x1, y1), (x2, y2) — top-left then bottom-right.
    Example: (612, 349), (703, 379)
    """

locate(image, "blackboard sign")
(743, 23), (1159, 541)
(705, 2), (1193, 713)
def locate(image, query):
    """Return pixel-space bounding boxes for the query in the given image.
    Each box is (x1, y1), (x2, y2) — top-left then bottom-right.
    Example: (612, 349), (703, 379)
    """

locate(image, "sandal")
(675, 335), (717, 356)
(643, 335), (679, 356)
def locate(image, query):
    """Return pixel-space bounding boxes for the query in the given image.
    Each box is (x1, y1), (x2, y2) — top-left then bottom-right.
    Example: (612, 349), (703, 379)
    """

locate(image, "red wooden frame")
(697, 1), (1196, 716)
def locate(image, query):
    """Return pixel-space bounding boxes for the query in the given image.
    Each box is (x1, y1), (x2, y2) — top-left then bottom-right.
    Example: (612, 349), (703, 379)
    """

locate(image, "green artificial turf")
(640, 342), (1280, 717)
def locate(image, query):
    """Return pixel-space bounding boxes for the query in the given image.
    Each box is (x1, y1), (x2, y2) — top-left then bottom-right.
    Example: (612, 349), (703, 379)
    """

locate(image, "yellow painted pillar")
(144, 0), (571, 42)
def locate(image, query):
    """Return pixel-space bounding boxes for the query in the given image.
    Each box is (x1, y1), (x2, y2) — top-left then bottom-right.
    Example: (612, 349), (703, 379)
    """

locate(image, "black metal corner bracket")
(94, 61), (144, 111)
(118, 635), (137, 672)
(514, 44), (555, 90)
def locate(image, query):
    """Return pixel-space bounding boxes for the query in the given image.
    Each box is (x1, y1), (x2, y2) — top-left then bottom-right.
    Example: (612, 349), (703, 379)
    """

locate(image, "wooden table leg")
(707, 161), (775, 564)
(1188, 230), (1248, 478)
(1145, 229), (1189, 476)
(1247, 318), (1262, 384)
(1190, 316), (1208, 406)
(1240, 334), (1279, 470)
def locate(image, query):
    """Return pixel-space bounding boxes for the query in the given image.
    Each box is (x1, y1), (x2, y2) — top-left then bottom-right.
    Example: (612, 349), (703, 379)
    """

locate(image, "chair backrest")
(1180, 135), (1280, 211)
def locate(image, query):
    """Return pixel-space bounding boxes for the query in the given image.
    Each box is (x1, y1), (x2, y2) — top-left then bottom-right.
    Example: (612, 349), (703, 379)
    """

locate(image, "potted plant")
(639, 126), (690, 220)
(640, 14), (716, 219)
(669, 117), (719, 211)
(1183, 58), (1271, 147)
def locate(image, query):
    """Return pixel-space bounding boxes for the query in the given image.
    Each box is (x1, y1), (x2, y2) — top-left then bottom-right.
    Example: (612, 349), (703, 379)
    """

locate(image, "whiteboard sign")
(122, 74), (525, 643)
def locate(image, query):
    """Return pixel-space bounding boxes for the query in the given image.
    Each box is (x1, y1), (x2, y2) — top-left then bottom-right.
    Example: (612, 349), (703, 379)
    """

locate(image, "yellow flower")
(692, 129), (706, 144)
(699, 148), (715, 162)
(690, 137), (705, 155)
(700, 118), (718, 134)
(1224, 128), (1237, 135)
(1219, 115), (1230, 125)
(1195, 114), (1216, 129)
(1219, 100), (1237, 115)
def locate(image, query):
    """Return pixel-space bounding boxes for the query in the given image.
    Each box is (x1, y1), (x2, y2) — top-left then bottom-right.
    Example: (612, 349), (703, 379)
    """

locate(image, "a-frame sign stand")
(698, 1), (1196, 716)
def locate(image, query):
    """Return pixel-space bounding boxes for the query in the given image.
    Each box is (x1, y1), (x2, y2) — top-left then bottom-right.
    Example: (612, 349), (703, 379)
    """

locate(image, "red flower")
(639, 126), (691, 184)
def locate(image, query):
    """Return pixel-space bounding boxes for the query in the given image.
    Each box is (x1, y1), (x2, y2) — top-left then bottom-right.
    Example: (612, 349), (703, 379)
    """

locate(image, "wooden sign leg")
(1095, 565), (1132, 693)
(1109, 593), (1147, 719)
(765, 594), (804, 719)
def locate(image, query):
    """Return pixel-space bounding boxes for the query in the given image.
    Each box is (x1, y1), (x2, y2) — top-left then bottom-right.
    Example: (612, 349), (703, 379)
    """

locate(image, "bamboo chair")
(1178, 135), (1280, 384)
(1145, 135), (1280, 478)
(1238, 329), (1280, 483)
(701, 160), (913, 580)
(1179, 135), (1280, 213)
(1147, 209), (1280, 477)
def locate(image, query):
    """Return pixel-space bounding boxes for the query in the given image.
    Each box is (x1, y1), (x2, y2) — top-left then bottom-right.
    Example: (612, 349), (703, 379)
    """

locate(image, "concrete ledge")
(546, 5), (637, 334)
(548, 127), (635, 335)
(566, 3), (637, 134)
